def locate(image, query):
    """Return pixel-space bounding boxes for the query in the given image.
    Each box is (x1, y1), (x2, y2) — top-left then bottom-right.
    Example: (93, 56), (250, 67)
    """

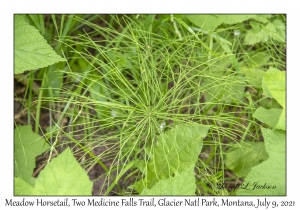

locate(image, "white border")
(2, 0), (299, 209)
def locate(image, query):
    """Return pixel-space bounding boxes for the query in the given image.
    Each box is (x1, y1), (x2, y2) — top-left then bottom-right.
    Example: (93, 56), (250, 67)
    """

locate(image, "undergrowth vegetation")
(14, 14), (286, 196)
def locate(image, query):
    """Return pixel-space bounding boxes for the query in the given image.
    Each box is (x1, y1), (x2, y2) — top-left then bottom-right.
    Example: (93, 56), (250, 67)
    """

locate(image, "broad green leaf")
(187, 15), (222, 31)
(218, 15), (255, 25)
(244, 21), (269, 45)
(225, 142), (268, 177)
(141, 166), (196, 195)
(206, 54), (232, 72)
(203, 59), (244, 104)
(29, 177), (36, 186)
(266, 19), (286, 43)
(244, 18), (285, 45)
(272, 19), (286, 42)
(244, 26), (269, 45)
(34, 148), (92, 195)
(15, 177), (35, 196)
(252, 107), (282, 128)
(263, 71), (285, 107)
(262, 67), (280, 98)
(205, 75), (245, 104)
(136, 124), (209, 192)
(275, 108), (286, 130)
(187, 15), (255, 31)
(249, 21), (261, 30)
(261, 68), (286, 130)
(14, 125), (50, 184)
(14, 148), (93, 195)
(241, 67), (264, 87)
(236, 129), (286, 195)
(245, 52), (271, 68)
(252, 15), (272, 23)
(14, 15), (66, 74)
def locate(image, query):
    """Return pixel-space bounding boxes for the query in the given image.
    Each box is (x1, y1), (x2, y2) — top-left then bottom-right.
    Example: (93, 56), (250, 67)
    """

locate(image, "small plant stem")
(58, 126), (110, 174)
(104, 160), (136, 195)
(33, 153), (57, 177)
(27, 72), (34, 125)
(35, 87), (43, 134)
(48, 87), (56, 145)
(170, 15), (182, 41)
(47, 131), (59, 163)
(240, 121), (253, 143)
(14, 74), (39, 95)
(208, 35), (213, 61)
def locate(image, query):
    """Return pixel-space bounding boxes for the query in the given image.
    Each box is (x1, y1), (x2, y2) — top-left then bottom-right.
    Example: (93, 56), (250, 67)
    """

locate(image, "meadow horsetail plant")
(14, 14), (285, 196)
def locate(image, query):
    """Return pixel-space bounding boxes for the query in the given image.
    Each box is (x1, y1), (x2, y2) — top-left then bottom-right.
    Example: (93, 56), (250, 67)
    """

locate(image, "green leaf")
(252, 15), (272, 23)
(244, 26), (269, 45)
(34, 148), (92, 195)
(245, 52), (271, 68)
(187, 15), (222, 31)
(266, 19), (286, 43)
(14, 148), (93, 195)
(244, 18), (286, 45)
(263, 70), (285, 107)
(241, 67), (264, 87)
(260, 68), (286, 131)
(205, 75), (245, 104)
(141, 166), (196, 195)
(14, 15), (66, 74)
(15, 177), (35, 195)
(274, 108), (286, 130)
(136, 124), (209, 192)
(186, 15), (255, 31)
(218, 15), (255, 25)
(14, 125), (50, 184)
(236, 129), (286, 195)
(252, 107), (282, 128)
(262, 67), (280, 98)
(225, 142), (268, 177)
